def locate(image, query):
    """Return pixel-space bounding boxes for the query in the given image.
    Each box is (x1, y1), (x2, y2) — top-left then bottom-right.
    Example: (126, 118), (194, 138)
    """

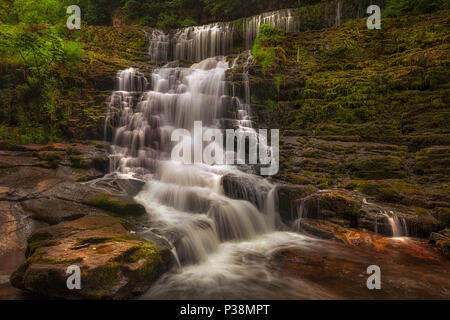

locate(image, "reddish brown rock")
(10, 216), (174, 299)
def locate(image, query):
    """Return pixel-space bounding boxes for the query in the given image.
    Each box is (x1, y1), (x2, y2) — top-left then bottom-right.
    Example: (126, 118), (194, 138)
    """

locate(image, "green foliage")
(252, 24), (288, 73)
(120, 0), (202, 29)
(384, 0), (450, 17)
(202, 0), (239, 17)
(85, 0), (118, 25)
(0, 16), (84, 143)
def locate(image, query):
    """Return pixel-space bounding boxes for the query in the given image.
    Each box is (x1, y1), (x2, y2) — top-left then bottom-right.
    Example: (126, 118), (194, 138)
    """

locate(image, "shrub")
(384, 0), (449, 17)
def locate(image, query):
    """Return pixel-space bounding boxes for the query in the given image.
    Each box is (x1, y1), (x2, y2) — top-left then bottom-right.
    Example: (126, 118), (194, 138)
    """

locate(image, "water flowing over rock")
(243, 8), (298, 48)
(105, 50), (282, 272)
(148, 23), (234, 63)
(148, 8), (301, 63)
(172, 23), (234, 62)
(146, 2), (379, 64)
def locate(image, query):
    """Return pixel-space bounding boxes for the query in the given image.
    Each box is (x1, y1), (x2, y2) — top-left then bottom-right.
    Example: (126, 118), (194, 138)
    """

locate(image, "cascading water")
(106, 54), (282, 268)
(172, 23), (234, 62)
(383, 211), (408, 238)
(148, 30), (170, 62)
(243, 8), (298, 48)
(148, 8), (301, 63)
(99, 5), (450, 300)
(149, 23), (234, 63)
(105, 27), (321, 297)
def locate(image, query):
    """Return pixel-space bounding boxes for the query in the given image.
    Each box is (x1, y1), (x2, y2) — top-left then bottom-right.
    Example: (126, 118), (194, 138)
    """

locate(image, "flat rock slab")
(272, 236), (450, 299)
(20, 198), (108, 225)
(10, 216), (174, 299)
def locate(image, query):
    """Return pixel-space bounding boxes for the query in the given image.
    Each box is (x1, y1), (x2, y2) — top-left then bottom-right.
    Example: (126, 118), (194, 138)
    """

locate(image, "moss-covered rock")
(10, 216), (174, 299)
(247, 11), (450, 224)
(276, 184), (318, 221)
(437, 239), (450, 258)
(430, 229), (450, 258)
(296, 189), (363, 227)
(87, 194), (146, 217)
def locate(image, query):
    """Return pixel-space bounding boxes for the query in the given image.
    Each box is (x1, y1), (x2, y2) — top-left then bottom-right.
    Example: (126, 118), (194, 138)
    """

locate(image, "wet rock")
(87, 194), (146, 217)
(271, 235), (450, 299)
(0, 167), (63, 201)
(41, 181), (101, 203)
(293, 189), (362, 227)
(294, 219), (336, 240)
(20, 198), (108, 225)
(294, 219), (374, 248)
(10, 216), (174, 299)
(430, 229), (450, 258)
(115, 179), (146, 197)
(0, 153), (43, 168)
(81, 176), (146, 197)
(66, 144), (109, 173)
(437, 240), (450, 258)
(0, 201), (47, 278)
(430, 231), (448, 244)
(276, 185), (318, 221)
(221, 174), (271, 210)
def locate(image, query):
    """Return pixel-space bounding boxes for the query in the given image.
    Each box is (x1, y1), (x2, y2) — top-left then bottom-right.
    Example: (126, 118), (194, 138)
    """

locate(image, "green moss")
(88, 194), (146, 216)
(434, 207), (450, 228)
(347, 157), (406, 180)
(75, 234), (140, 246)
(70, 155), (89, 169)
(39, 257), (83, 265)
(346, 180), (403, 203)
(86, 262), (121, 298)
(417, 212), (441, 235)
(252, 24), (288, 74)
(285, 173), (313, 185)
(436, 239), (450, 258)
(36, 151), (64, 162)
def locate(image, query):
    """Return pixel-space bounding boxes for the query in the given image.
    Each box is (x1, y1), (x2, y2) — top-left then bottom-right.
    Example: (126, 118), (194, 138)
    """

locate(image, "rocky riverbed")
(0, 141), (448, 299)
(0, 141), (174, 299)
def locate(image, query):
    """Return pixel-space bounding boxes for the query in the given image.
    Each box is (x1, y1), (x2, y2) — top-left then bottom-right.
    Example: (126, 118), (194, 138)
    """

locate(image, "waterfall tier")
(149, 8), (302, 63)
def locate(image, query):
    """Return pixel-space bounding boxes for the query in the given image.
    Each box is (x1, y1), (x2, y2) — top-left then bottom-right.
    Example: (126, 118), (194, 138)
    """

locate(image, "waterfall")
(148, 30), (170, 62)
(172, 22), (234, 62)
(335, 0), (342, 27)
(383, 211), (408, 237)
(102, 5), (417, 300)
(106, 54), (279, 267)
(148, 8), (300, 63)
(243, 8), (298, 48)
(148, 22), (234, 63)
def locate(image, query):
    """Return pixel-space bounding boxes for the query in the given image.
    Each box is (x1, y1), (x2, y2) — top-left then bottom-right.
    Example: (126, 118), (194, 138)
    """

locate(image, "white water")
(148, 8), (300, 63)
(105, 27), (305, 297)
(383, 211), (408, 238)
(105, 52), (411, 298)
(105, 6), (410, 299)
(243, 8), (298, 48)
(99, 5), (450, 300)
(106, 53), (284, 271)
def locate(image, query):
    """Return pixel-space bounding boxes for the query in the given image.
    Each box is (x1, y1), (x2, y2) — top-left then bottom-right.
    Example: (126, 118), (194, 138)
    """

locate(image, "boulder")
(295, 219), (374, 248)
(20, 198), (107, 225)
(276, 185), (318, 221)
(86, 194), (146, 217)
(430, 229), (450, 258)
(10, 216), (174, 299)
(293, 189), (362, 226)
